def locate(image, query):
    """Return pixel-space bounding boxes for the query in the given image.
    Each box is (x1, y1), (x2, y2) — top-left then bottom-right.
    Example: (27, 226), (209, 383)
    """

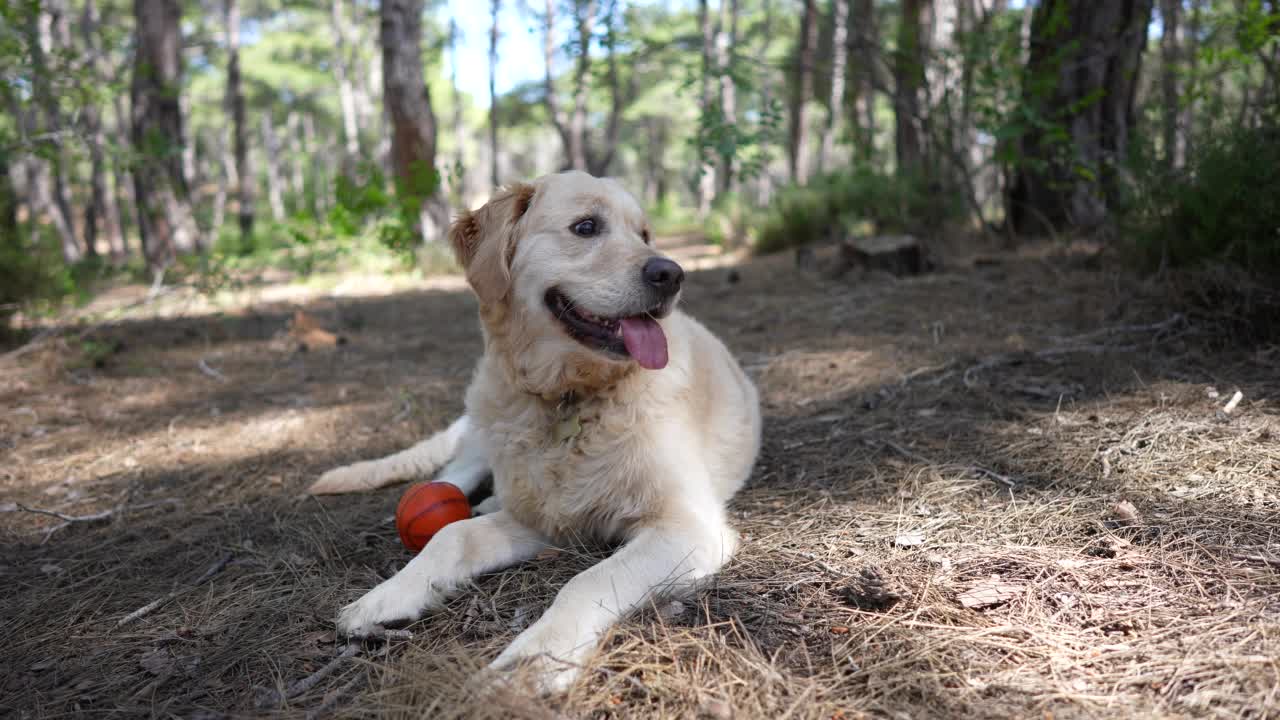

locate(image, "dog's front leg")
(337, 510), (546, 637)
(488, 512), (738, 693)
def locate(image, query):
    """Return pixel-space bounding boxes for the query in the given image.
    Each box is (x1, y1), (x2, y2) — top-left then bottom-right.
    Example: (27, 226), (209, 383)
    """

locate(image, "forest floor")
(2, 234), (1279, 719)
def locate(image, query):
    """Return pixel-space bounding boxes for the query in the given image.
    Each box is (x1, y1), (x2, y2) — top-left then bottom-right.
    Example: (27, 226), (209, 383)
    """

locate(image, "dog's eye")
(571, 218), (598, 237)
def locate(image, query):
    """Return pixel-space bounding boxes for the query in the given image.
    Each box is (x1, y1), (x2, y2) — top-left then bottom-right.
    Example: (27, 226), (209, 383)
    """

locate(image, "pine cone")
(839, 567), (902, 611)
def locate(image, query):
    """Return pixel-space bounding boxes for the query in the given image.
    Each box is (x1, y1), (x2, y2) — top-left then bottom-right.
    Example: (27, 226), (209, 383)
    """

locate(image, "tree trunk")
(542, 0), (573, 167)
(755, 0), (777, 203)
(286, 111), (306, 210)
(110, 92), (137, 257)
(225, 0), (254, 238)
(1008, 0), (1154, 235)
(893, 0), (926, 178)
(820, 0), (849, 174)
(716, 0), (740, 194)
(789, 0), (818, 183)
(131, 0), (199, 270)
(303, 114), (326, 213)
(81, 0), (125, 259)
(261, 113), (286, 221)
(1159, 0), (1181, 169)
(380, 0), (445, 242)
(212, 130), (230, 235)
(568, 0), (597, 172)
(489, 0), (501, 188)
(1183, 0), (1201, 162)
(331, 0), (362, 175)
(29, 1), (82, 263)
(587, 0), (628, 176)
(698, 0), (717, 212)
(849, 0), (878, 161)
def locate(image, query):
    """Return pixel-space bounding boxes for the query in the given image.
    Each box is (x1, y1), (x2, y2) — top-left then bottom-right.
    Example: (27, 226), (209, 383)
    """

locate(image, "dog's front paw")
(336, 581), (434, 638)
(486, 617), (592, 695)
(309, 462), (378, 495)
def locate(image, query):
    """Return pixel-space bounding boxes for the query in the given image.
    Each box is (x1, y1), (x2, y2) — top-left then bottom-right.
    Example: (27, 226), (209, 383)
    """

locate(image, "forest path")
(2, 240), (1278, 718)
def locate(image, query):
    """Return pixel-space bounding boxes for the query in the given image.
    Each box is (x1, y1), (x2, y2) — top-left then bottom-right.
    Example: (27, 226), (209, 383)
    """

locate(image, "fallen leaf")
(535, 548), (561, 561)
(291, 311), (343, 350)
(894, 531), (925, 547)
(1108, 500), (1142, 527)
(699, 697), (732, 720)
(658, 600), (687, 621)
(957, 580), (1022, 609)
(829, 625), (850, 634)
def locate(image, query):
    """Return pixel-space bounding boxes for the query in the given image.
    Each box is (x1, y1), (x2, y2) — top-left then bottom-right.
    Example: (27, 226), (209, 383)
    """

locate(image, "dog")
(311, 171), (762, 693)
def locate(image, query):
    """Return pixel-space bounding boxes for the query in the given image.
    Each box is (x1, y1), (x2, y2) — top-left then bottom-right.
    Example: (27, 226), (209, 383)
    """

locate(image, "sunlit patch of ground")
(2, 238), (1277, 718)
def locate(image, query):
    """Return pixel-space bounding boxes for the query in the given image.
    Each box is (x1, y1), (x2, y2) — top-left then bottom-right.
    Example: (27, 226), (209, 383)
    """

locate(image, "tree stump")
(835, 235), (929, 277)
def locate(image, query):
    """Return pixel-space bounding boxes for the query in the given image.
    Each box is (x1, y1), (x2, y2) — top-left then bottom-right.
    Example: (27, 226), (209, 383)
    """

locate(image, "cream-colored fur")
(313, 171), (761, 693)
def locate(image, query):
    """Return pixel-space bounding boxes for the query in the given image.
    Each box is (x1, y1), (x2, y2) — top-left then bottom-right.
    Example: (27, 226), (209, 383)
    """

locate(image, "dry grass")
(2, 240), (1278, 719)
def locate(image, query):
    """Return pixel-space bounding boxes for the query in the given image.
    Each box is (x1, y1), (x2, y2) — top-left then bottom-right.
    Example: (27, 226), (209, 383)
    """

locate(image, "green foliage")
(1126, 124), (1280, 274)
(753, 168), (954, 254)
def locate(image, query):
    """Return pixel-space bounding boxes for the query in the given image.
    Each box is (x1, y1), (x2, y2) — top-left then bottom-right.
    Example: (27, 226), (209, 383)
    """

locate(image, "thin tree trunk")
(225, 0), (254, 238)
(131, 0), (199, 270)
(1008, 0), (1154, 234)
(820, 0), (849, 174)
(568, 0), (597, 172)
(110, 92), (137, 257)
(331, 0), (362, 175)
(716, 0), (740, 194)
(543, 0), (573, 166)
(1184, 0), (1201, 162)
(1159, 0), (1181, 169)
(29, 1), (81, 263)
(894, 0), (926, 178)
(81, 0), (125, 259)
(587, 0), (628, 175)
(303, 114), (325, 213)
(381, 0), (445, 242)
(756, 0), (777, 203)
(789, 0), (818, 183)
(286, 112), (305, 210)
(212, 130), (229, 235)
(698, 0), (716, 213)
(489, 0), (501, 188)
(261, 113), (286, 221)
(850, 0), (878, 160)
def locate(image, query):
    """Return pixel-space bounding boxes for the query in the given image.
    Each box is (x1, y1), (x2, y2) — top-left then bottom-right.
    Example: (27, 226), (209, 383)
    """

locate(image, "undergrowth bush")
(1127, 124), (1280, 274)
(754, 168), (954, 254)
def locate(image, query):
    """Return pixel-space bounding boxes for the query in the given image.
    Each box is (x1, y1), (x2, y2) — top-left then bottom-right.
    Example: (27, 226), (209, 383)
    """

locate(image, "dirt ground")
(3, 237), (1278, 719)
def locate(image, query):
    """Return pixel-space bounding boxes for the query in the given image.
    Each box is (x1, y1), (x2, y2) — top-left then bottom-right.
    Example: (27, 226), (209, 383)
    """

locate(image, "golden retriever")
(311, 171), (761, 693)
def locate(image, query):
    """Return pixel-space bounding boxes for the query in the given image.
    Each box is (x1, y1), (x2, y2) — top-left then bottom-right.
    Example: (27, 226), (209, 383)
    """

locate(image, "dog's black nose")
(642, 257), (685, 296)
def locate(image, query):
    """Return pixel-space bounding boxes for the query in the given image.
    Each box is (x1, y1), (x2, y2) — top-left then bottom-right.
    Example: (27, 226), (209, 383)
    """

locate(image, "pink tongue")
(620, 317), (668, 370)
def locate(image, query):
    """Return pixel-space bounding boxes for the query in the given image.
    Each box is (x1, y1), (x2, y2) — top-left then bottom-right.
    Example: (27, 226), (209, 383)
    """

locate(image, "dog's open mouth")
(545, 288), (670, 370)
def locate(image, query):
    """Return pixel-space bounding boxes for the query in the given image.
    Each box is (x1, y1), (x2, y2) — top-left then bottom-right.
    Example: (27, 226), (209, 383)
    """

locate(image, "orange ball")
(395, 482), (472, 552)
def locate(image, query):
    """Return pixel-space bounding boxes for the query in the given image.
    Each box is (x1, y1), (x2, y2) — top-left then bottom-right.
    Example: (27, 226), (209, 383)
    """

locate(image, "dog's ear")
(448, 183), (535, 306)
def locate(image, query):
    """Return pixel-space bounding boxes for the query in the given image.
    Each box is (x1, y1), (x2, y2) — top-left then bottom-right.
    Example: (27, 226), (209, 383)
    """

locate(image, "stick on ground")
(116, 552), (234, 627)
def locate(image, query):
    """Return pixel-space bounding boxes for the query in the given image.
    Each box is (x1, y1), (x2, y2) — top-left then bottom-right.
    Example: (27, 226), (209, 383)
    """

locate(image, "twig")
(117, 552), (234, 627)
(1222, 390), (1244, 415)
(10, 503), (117, 524)
(197, 357), (229, 383)
(258, 642), (361, 709)
(305, 673), (365, 720)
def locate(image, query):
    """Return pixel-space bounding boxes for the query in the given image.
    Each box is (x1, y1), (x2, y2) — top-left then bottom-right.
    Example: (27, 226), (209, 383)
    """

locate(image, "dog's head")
(449, 171), (683, 394)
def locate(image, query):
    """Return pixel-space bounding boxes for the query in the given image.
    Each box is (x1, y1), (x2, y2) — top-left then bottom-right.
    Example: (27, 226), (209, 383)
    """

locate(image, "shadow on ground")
(2, 249), (1277, 718)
